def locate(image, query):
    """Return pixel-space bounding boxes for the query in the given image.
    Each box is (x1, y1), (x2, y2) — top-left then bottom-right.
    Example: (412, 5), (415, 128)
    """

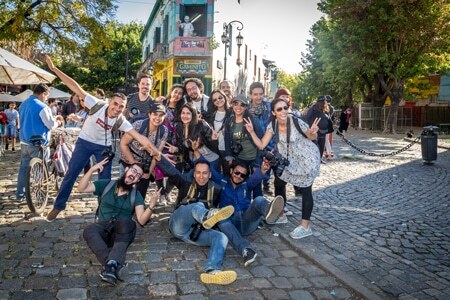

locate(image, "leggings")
(274, 174), (314, 221)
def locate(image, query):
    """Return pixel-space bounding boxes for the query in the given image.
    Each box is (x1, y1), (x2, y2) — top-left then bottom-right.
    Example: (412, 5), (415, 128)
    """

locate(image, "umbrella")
(0, 93), (19, 102)
(0, 48), (56, 85)
(49, 87), (71, 99)
(15, 89), (33, 102)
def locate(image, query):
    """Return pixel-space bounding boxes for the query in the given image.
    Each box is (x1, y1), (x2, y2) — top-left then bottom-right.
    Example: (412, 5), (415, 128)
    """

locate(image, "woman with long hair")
(245, 98), (321, 240)
(205, 89), (231, 173)
(170, 102), (219, 171)
(65, 95), (88, 128)
(306, 96), (330, 162)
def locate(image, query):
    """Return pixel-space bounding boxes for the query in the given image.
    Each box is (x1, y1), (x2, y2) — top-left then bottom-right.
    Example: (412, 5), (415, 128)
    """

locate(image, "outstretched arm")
(77, 158), (109, 193)
(45, 55), (87, 98)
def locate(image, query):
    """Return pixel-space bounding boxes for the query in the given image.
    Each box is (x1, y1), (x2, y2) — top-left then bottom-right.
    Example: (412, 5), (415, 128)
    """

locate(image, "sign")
(175, 58), (211, 75)
(181, 40), (206, 49)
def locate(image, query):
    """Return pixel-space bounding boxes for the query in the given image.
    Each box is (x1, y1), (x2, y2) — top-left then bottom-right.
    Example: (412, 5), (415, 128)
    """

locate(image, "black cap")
(149, 103), (166, 114)
(232, 94), (249, 106)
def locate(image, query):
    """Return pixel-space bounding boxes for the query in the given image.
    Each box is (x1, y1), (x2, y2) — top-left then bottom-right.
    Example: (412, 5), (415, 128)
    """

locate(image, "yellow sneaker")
(202, 206), (234, 229)
(200, 270), (237, 285)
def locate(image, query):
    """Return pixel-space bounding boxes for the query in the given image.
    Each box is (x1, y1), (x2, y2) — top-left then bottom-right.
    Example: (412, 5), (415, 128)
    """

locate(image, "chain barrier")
(335, 130), (421, 157)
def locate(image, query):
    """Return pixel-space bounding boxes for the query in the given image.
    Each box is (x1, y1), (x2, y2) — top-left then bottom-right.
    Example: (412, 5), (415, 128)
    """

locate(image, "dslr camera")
(102, 149), (115, 161)
(231, 142), (243, 156)
(130, 107), (140, 116)
(261, 149), (290, 177)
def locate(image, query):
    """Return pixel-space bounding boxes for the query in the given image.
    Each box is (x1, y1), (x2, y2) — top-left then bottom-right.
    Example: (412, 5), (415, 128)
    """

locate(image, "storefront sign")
(175, 58), (211, 75)
(181, 40), (206, 49)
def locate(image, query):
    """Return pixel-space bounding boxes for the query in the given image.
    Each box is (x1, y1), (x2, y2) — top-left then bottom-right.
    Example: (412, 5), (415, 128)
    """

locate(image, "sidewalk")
(0, 129), (448, 299)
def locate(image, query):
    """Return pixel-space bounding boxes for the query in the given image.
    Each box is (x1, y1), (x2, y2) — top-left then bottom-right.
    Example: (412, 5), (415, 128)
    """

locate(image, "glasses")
(232, 101), (246, 107)
(129, 167), (143, 179)
(233, 170), (247, 179)
(213, 96), (224, 102)
(275, 106), (289, 112)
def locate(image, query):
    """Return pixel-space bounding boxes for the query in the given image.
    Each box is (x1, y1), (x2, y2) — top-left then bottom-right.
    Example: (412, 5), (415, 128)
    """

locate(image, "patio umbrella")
(15, 89), (33, 102)
(0, 48), (56, 85)
(0, 93), (19, 102)
(49, 87), (71, 99)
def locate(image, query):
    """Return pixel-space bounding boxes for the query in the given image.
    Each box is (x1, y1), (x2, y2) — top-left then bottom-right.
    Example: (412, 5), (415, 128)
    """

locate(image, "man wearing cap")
(120, 103), (169, 200)
(180, 15), (195, 37)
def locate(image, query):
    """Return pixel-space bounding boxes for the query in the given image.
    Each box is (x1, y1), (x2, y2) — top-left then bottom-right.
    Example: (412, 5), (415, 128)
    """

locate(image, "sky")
(115, 0), (323, 74)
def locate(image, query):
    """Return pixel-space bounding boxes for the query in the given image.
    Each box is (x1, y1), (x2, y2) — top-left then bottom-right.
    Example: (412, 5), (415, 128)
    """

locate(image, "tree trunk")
(383, 83), (404, 134)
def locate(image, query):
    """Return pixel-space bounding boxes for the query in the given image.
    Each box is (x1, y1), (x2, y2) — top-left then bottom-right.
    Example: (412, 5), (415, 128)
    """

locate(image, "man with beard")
(219, 80), (235, 99)
(125, 74), (154, 120)
(79, 158), (158, 286)
(183, 78), (213, 120)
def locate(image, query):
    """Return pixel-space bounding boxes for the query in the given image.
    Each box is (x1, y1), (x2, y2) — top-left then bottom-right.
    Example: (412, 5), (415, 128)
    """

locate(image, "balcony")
(172, 37), (211, 56)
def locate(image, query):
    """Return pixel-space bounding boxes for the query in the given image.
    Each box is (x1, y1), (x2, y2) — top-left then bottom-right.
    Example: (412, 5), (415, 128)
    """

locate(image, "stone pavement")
(0, 129), (448, 299)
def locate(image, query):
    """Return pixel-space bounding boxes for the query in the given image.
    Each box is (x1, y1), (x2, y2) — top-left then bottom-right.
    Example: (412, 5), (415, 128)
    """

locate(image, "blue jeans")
(16, 143), (45, 200)
(217, 196), (270, 255)
(169, 202), (228, 272)
(54, 138), (112, 210)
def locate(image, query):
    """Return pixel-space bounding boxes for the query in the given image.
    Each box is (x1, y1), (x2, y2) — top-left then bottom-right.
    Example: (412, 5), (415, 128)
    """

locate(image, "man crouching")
(78, 158), (157, 285)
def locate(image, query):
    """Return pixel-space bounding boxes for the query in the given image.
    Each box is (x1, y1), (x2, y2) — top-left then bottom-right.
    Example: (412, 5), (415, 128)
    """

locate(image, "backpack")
(88, 101), (125, 132)
(95, 180), (137, 222)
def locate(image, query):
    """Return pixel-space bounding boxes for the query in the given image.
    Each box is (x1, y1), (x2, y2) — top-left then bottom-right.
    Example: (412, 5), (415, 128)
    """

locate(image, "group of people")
(15, 55), (328, 286)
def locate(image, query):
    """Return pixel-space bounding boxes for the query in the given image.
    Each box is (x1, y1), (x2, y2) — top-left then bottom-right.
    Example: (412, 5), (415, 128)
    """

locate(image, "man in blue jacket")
(16, 84), (65, 201)
(210, 159), (284, 266)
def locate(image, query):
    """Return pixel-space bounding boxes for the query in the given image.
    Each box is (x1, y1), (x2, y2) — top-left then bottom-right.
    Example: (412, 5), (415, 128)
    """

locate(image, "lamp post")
(221, 20), (244, 80)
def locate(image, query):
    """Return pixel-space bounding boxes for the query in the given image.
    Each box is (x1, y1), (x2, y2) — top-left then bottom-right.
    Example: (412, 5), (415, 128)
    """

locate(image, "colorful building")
(139, 0), (275, 98)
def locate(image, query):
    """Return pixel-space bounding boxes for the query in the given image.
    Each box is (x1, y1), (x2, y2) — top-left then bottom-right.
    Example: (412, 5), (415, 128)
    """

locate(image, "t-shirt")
(94, 179), (145, 222)
(213, 111), (226, 151)
(125, 92), (153, 119)
(4, 109), (19, 126)
(233, 122), (257, 161)
(78, 94), (133, 146)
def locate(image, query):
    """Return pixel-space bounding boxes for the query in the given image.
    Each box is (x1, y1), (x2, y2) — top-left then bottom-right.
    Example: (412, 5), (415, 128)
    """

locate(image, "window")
(179, 4), (208, 37)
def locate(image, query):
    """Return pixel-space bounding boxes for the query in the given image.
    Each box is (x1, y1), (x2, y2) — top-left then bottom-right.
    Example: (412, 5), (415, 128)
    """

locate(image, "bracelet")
(147, 206), (155, 213)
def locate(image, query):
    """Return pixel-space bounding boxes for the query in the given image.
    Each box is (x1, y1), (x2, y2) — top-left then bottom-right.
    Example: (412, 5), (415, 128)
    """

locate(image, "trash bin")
(421, 126), (438, 164)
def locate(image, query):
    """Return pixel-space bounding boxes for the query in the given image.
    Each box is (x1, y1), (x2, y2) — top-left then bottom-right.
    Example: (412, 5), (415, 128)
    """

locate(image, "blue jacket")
(19, 96), (53, 145)
(210, 167), (269, 212)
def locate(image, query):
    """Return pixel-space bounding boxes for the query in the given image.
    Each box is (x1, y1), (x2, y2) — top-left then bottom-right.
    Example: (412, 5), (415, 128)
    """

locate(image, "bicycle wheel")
(25, 157), (49, 214)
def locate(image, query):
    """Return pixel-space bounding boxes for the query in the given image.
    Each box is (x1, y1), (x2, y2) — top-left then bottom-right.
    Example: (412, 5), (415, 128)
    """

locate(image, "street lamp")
(221, 20), (244, 80)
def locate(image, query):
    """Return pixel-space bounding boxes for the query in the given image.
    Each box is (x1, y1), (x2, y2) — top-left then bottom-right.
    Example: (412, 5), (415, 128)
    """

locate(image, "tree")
(302, 0), (450, 132)
(0, 0), (116, 54)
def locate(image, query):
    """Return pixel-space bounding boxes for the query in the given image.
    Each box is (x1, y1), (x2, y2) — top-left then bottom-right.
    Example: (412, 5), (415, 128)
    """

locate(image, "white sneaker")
(267, 213), (288, 225)
(265, 195), (284, 223)
(284, 207), (293, 216)
(289, 226), (312, 239)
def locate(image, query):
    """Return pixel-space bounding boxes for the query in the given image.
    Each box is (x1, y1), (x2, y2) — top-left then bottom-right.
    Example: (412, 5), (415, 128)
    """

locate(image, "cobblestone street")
(0, 128), (448, 299)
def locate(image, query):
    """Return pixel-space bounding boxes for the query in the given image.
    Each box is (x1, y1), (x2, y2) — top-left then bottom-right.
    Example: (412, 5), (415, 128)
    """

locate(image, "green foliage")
(0, 0), (117, 54)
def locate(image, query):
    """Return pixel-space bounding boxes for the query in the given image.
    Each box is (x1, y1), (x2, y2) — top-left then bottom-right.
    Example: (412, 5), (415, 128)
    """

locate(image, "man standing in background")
(125, 74), (153, 120)
(4, 102), (20, 152)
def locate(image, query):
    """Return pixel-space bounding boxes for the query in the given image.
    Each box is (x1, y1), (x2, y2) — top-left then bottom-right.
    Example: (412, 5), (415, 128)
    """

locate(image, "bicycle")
(25, 137), (63, 214)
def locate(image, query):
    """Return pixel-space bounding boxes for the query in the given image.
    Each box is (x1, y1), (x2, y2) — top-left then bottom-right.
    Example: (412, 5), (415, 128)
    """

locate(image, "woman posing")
(205, 89), (231, 173)
(245, 98), (321, 240)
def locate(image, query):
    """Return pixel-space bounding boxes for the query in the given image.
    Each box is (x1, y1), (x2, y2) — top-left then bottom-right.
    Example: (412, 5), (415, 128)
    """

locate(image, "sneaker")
(46, 208), (61, 222)
(284, 207), (293, 216)
(268, 213), (288, 225)
(115, 262), (128, 281)
(321, 158), (327, 164)
(200, 269), (237, 285)
(289, 225), (313, 239)
(202, 205), (234, 229)
(242, 248), (257, 267)
(12, 147), (15, 152)
(265, 195), (284, 224)
(100, 262), (117, 285)
(263, 185), (273, 196)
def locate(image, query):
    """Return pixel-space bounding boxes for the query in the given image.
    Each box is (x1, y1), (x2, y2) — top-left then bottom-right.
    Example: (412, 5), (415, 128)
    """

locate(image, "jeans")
(217, 196), (270, 254)
(169, 202), (228, 272)
(16, 143), (43, 200)
(83, 218), (136, 266)
(54, 138), (112, 210)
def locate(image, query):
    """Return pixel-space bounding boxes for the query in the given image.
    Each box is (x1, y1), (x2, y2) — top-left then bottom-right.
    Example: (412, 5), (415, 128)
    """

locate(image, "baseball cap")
(232, 94), (249, 106)
(149, 103), (166, 114)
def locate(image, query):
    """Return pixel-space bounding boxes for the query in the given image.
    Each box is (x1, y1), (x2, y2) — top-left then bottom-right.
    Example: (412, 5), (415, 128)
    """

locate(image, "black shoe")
(116, 262), (128, 281)
(243, 248), (257, 267)
(263, 186), (273, 196)
(12, 147), (15, 152)
(100, 262), (117, 285)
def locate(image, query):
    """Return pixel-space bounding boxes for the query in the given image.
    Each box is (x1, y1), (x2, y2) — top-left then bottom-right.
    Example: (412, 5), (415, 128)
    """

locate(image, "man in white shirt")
(45, 55), (154, 222)
(180, 15), (194, 37)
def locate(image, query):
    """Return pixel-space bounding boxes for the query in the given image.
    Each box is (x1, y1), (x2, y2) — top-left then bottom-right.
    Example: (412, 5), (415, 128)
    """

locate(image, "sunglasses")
(232, 101), (246, 107)
(275, 105), (289, 112)
(213, 96), (224, 102)
(233, 170), (247, 179)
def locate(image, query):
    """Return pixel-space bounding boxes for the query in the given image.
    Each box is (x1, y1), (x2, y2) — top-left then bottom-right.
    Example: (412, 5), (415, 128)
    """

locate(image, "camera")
(130, 107), (140, 116)
(189, 222), (203, 241)
(231, 142), (243, 156)
(102, 149), (115, 161)
(261, 149), (290, 177)
(142, 159), (151, 173)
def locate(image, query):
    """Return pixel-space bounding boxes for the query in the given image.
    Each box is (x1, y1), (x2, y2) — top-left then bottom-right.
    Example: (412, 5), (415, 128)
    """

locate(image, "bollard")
(421, 126), (439, 164)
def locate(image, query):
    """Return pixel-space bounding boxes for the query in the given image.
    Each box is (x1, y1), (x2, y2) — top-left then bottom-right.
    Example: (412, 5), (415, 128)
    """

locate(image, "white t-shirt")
(79, 94), (133, 146)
